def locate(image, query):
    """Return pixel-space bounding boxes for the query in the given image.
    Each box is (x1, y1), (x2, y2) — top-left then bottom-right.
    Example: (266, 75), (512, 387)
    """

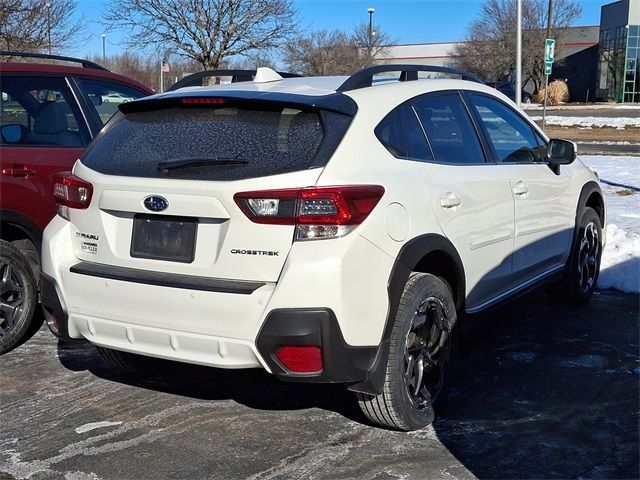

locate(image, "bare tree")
(455, 0), (582, 92)
(227, 51), (278, 70)
(104, 0), (298, 70)
(284, 23), (394, 76)
(0, 0), (86, 54)
(351, 21), (394, 67)
(284, 29), (357, 75)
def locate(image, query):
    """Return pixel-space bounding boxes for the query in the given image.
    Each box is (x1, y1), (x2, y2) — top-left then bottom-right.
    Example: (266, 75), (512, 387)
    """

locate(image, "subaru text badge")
(144, 195), (169, 212)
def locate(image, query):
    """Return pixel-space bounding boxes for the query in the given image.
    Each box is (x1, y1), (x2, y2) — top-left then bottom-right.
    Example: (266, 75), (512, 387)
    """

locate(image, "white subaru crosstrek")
(41, 65), (604, 431)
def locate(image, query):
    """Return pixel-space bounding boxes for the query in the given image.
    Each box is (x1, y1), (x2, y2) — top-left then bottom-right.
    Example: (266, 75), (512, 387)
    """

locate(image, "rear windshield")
(81, 104), (351, 181)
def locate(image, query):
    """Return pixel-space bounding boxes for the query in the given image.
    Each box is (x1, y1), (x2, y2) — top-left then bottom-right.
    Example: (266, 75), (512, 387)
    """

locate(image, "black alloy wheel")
(404, 296), (450, 410)
(357, 273), (456, 431)
(0, 240), (37, 354)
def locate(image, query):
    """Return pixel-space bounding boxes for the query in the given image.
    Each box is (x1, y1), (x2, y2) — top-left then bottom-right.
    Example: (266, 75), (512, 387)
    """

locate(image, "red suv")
(0, 52), (153, 354)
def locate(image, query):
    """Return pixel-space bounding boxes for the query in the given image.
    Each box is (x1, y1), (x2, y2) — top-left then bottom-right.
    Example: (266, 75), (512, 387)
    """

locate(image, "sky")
(74, 0), (606, 60)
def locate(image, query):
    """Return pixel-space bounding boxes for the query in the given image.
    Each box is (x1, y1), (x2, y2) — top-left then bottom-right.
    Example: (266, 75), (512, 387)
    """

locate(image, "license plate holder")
(130, 214), (197, 263)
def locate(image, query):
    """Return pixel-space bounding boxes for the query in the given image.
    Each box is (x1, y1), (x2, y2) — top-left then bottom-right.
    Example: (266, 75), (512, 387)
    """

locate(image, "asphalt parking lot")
(1, 289), (638, 480)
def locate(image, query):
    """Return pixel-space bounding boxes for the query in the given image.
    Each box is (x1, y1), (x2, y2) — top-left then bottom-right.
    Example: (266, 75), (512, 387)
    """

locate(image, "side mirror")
(548, 138), (577, 166)
(1, 124), (26, 143)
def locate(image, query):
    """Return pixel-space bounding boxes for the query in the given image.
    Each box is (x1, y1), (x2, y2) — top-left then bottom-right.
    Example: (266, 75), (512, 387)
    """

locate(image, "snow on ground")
(581, 155), (640, 293)
(579, 140), (639, 146)
(529, 116), (640, 129)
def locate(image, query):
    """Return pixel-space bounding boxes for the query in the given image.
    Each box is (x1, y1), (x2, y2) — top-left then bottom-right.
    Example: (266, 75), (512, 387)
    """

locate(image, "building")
(376, 27), (600, 102)
(374, 0), (639, 103)
(596, 0), (640, 102)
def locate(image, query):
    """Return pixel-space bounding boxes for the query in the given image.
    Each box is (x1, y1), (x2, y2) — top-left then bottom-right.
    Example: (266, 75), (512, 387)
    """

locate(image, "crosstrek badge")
(230, 249), (279, 256)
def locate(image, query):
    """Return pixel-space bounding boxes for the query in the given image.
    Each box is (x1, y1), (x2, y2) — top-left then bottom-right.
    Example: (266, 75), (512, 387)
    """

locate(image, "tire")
(0, 240), (37, 355)
(357, 273), (457, 431)
(551, 207), (602, 306)
(97, 346), (162, 373)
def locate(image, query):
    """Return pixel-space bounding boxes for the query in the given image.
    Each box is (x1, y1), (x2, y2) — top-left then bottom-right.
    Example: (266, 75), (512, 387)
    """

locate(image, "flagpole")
(160, 59), (164, 93)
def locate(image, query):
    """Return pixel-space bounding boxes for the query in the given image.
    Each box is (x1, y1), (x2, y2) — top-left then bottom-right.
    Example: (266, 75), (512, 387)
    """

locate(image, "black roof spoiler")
(119, 91), (358, 117)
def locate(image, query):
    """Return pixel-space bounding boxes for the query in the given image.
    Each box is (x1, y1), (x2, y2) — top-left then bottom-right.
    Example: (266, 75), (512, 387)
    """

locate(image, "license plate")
(130, 214), (197, 263)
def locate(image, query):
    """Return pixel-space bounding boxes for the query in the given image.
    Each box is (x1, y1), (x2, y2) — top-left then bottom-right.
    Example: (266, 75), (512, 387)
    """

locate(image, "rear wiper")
(157, 157), (248, 173)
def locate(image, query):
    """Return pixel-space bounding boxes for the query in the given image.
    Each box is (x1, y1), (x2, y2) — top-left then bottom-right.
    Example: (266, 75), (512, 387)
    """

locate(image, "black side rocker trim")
(69, 262), (265, 294)
(256, 308), (377, 384)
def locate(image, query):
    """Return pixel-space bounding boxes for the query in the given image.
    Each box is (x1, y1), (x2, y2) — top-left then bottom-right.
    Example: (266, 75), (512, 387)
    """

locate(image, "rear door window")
(81, 102), (350, 181)
(0, 75), (89, 146)
(412, 93), (486, 164)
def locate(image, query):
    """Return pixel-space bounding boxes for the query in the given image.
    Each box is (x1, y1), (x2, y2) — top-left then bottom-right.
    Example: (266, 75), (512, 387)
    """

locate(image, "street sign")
(545, 63), (552, 75)
(544, 39), (555, 63)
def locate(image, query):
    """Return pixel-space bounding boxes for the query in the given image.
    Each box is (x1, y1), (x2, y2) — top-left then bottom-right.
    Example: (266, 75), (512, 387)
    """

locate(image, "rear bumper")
(41, 215), (392, 381)
(41, 269), (377, 380)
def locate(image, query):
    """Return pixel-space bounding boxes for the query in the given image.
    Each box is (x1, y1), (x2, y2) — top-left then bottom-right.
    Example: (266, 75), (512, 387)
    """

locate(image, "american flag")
(161, 60), (170, 72)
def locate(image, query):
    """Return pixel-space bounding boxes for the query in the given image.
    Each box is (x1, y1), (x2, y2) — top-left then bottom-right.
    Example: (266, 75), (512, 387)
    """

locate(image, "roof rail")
(168, 69), (301, 92)
(337, 64), (483, 92)
(0, 50), (108, 71)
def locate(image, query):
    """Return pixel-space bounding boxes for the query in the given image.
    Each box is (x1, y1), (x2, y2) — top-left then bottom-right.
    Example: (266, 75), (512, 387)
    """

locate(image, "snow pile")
(581, 156), (640, 293)
(598, 224), (640, 293)
(529, 116), (640, 129)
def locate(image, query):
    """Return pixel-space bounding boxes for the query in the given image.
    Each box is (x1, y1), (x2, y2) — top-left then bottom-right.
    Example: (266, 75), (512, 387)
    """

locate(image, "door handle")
(513, 181), (529, 196)
(440, 192), (462, 208)
(2, 165), (36, 178)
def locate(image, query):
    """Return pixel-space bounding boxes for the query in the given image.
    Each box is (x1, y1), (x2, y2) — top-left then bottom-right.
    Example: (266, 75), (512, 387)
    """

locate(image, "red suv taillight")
(234, 185), (385, 240)
(53, 174), (93, 220)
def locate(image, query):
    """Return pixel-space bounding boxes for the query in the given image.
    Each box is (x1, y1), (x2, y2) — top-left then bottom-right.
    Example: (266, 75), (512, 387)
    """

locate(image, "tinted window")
(81, 104), (350, 181)
(413, 94), (485, 164)
(375, 109), (407, 157)
(77, 78), (149, 125)
(374, 106), (434, 161)
(400, 106), (433, 161)
(470, 94), (544, 163)
(0, 75), (88, 146)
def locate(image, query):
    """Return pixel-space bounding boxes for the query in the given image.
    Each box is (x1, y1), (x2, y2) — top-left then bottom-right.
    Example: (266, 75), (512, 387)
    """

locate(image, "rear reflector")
(234, 185), (384, 240)
(275, 346), (323, 373)
(53, 174), (93, 220)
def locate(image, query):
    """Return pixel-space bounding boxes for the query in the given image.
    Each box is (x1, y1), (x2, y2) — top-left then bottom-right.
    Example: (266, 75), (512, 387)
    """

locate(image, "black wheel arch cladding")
(349, 233), (465, 396)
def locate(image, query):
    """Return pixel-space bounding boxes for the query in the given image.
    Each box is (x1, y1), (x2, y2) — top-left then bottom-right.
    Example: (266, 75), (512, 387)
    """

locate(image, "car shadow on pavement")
(56, 288), (639, 478)
(434, 288), (640, 479)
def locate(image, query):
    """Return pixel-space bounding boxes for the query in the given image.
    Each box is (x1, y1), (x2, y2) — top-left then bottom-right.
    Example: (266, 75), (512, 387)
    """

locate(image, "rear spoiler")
(118, 91), (358, 117)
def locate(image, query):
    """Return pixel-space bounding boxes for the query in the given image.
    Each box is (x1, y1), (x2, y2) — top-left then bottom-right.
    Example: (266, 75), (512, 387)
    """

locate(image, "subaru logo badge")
(144, 195), (169, 212)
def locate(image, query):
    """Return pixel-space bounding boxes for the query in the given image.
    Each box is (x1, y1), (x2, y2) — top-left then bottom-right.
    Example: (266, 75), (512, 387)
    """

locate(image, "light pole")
(367, 7), (375, 59)
(515, 0), (522, 106)
(46, 2), (52, 55)
(101, 33), (106, 62)
(542, 0), (553, 129)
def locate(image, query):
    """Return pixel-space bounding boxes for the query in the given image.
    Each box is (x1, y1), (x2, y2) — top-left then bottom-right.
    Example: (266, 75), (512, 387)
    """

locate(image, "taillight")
(53, 174), (93, 220)
(276, 346), (323, 373)
(234, 185), (385, 240)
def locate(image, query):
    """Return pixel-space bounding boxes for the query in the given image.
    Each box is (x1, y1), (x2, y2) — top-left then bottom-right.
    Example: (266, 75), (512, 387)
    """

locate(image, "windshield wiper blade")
(157, 157), (248, 172)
